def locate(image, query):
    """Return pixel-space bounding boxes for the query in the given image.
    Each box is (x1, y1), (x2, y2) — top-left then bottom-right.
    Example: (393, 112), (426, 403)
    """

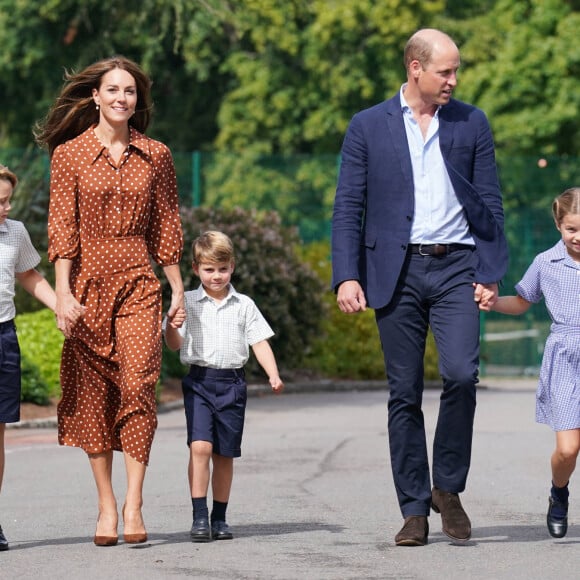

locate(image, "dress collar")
(85, 125), (151, 164)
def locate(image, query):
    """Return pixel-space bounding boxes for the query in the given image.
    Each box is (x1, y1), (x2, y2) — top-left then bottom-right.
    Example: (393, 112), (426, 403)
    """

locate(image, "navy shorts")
(182, 365), (247, 458)
(0, 320), (22, 424)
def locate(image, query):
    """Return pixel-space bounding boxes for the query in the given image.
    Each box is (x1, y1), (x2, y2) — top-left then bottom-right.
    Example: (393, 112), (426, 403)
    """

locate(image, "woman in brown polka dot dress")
(35, 56), (185, 546)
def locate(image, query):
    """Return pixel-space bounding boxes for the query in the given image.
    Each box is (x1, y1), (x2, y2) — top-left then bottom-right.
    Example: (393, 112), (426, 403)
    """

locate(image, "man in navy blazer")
(332, 29), (508, 546)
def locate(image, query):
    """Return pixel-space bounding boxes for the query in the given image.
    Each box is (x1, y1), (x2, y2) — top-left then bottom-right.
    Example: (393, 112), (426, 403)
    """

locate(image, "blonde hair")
(192, 231), (235, 265)
(0, 164), (18, 188)
(552, 187), (580, 225)
(34, 55), (152, 156)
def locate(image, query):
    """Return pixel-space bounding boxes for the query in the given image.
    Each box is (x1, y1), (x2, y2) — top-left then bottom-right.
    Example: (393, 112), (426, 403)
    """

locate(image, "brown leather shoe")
(431, 487), (471, 541)
(395, 516), (429, 546)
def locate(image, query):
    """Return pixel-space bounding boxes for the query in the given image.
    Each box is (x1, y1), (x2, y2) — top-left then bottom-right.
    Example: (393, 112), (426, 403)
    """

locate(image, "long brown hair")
(552, 187), (580, 226)
(34, 56), (152, 156)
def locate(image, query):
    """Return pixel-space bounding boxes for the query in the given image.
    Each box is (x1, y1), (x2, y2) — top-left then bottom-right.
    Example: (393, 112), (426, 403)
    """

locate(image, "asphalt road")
(2, 378), (579, 579)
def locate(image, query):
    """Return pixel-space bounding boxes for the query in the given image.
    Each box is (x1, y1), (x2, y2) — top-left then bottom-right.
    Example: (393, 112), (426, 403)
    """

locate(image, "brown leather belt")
(408, 243), (474, 256)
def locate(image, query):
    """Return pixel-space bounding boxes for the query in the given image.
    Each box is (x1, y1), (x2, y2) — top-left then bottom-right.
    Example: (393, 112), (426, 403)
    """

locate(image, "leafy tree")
(446, 0), (580, 157)
(199, 151), (337, 241)
(214, 0), (444, 154)
(2, 0), (580, 212)
(0, 0), (225, 150)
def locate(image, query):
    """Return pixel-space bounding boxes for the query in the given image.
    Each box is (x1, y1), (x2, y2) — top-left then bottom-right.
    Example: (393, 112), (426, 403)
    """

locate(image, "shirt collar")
(194, 284), (239, 303)
(549, 240), (579, 267)
(0, 221), (8, 233)
(399, 83), (441, 119)
(84, 125), (151, 164)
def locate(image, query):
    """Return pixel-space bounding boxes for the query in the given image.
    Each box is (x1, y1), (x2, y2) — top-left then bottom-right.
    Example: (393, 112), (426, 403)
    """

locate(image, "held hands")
(269, 375), (284, 394)
(166, 306), (186, 329)
(55, 293), (86, 338)
(473, 282), (499, 312)
(337, 280), (367, 313)
(166, 292), (186, 329)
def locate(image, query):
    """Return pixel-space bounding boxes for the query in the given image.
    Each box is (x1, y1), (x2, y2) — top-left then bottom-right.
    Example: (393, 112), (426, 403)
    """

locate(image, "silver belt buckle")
(418, 243), (429, 256)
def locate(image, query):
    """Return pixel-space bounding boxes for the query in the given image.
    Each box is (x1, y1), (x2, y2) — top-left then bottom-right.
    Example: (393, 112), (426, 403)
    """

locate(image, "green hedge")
(15, 308), (63, 405)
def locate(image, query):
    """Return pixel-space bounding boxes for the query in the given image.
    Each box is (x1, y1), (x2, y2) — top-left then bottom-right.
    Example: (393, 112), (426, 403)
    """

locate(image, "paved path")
(2, 378), (579, 579)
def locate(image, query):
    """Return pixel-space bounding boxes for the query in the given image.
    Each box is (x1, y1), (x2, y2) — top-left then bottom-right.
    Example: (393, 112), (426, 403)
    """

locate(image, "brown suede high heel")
(93, 516), (118, 547)
(93, 535), (119, 547)
(122, 505), (148, 544)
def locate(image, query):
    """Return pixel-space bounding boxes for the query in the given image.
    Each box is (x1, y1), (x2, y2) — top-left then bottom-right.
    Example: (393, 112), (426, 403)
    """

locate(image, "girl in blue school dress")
(492, 187), (580, 539)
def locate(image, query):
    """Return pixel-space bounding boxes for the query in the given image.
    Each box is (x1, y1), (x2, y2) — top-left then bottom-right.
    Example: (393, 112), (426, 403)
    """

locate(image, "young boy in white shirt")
(0, 165), (57, 551)
(164, 230), (284, 542)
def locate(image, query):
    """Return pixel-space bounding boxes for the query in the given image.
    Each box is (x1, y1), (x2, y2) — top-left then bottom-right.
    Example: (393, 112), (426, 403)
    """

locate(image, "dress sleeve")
(146, 143), (184, 266)
(47, 145), (80, 262)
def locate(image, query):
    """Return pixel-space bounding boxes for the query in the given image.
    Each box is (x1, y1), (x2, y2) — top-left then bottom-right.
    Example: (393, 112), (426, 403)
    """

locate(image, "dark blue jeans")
(375, 249), (479, 517)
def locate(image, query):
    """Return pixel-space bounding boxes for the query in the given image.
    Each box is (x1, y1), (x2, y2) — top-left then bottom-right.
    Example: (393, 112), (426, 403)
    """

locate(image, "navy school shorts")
(0, 320), (22, 424)
(181, 365), (247, 458)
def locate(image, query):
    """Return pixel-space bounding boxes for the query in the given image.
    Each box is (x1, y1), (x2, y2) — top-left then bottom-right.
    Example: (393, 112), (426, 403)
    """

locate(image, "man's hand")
(337, 280), (367, 313)
(473, 282), (499, 312)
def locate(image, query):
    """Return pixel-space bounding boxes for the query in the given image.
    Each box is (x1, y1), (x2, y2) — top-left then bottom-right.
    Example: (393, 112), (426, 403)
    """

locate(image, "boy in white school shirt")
(164, 230), (283, 542)
(0, 164), (58, 551)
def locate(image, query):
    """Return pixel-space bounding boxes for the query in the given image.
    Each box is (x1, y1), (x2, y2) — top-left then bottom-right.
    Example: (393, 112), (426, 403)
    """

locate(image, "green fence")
(3, 148), (579, 376)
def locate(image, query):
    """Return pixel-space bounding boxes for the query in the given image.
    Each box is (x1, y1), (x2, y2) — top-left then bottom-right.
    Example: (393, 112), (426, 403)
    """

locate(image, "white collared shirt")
(400, 85), (474, 245)
(0, 219), (41, 322)
(172, 284), (274, 368)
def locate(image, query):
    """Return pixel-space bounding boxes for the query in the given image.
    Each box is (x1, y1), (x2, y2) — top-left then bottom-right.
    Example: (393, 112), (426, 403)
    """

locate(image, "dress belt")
(408, 243), (474, 256)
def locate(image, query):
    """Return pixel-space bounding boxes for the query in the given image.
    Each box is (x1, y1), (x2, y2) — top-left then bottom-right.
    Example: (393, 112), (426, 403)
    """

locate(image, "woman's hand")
(162, 263), (186, 328)
(56, 292), (85, 338)
(166, 292), (186, 329)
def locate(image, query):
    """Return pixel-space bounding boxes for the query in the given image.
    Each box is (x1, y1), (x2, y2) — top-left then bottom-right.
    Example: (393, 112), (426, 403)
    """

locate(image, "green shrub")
(300, 241), (440, 381)
(15, 308), (63, 403)
(161, 206), (327, 378)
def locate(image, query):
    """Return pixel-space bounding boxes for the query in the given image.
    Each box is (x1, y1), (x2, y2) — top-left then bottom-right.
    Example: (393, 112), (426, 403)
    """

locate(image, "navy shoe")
(211, 520), (233, 540)
(547, 496), (568, 538)
(0, 525), (8, 551)
(190, 518), (211, 542)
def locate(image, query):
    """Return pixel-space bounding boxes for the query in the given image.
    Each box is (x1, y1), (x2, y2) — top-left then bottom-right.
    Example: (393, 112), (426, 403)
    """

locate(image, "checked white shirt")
(175, 284), (274, 369)
(0, 219), (41, 322)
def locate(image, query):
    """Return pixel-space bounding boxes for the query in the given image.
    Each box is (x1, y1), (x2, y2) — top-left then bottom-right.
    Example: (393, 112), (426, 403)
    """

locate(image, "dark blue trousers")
(375, 249), (479, 517)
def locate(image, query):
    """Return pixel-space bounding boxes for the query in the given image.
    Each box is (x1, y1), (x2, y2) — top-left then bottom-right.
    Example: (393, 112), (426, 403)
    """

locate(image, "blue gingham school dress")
(516, 241), (580, 431)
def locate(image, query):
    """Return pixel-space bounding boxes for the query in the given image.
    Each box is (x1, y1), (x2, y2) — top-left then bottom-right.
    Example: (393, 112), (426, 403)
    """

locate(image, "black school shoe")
(211, 520), (233, 540)
(190, 518), (211, 542)
(547, 496), (568, 538)
(0, 525), (8, 551)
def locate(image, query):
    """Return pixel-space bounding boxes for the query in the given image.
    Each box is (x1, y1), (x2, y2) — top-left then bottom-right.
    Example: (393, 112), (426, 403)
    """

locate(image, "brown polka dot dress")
(48, 127), (183, 465)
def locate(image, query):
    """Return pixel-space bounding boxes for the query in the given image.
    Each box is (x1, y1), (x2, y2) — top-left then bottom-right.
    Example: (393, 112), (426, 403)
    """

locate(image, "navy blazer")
(331, 93), (509, 310)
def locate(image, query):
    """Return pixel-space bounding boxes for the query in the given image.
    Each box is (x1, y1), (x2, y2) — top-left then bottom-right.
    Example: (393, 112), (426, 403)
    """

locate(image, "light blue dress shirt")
(400, 86), (474, 245)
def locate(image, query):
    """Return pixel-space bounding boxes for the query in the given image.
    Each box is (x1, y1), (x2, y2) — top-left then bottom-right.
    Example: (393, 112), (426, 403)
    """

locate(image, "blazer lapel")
(438, 105), (455, 158)
(383, 97), (414, 192)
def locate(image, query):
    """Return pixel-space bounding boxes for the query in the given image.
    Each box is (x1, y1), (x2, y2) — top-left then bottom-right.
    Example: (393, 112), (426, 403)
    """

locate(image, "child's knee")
(554, 444), (580, 463)
(191, 440), (213, 459)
